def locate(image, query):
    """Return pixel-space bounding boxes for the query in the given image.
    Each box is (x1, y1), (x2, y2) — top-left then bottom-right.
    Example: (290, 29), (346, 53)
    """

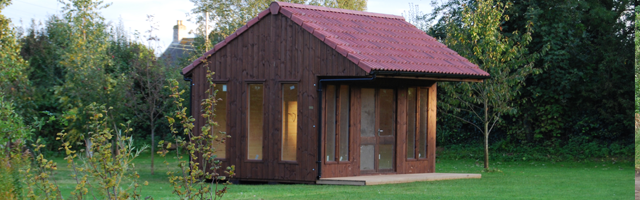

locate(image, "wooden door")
(360, 88), (396, 174)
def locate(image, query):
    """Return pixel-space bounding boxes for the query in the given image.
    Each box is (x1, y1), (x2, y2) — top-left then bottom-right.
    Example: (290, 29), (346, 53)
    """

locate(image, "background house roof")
(182, 2), (490, 78)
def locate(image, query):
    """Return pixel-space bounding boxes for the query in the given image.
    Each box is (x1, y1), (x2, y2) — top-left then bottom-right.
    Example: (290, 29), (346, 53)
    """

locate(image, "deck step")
(316, 173), (481, 186)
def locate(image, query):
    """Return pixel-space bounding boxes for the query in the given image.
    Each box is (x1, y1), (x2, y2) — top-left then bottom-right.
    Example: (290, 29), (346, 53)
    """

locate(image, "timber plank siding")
(183, 2), (488, 184)
(190, 14), (367, 183)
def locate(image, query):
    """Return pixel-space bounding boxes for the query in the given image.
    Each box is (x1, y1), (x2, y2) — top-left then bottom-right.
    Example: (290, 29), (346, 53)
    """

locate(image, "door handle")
(378, 129), (383, 132)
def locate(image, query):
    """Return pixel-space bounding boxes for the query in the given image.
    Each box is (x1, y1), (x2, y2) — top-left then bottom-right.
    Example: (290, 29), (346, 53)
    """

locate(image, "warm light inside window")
(248, 84), (263, 160)
(282, 83), (298, 161)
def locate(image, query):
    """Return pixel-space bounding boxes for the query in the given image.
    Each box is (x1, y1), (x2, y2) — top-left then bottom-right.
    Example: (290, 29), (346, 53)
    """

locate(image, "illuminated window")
(282, 83), (298, 161)
(213, 83), (227, 159)
(248, 84), (263, 160)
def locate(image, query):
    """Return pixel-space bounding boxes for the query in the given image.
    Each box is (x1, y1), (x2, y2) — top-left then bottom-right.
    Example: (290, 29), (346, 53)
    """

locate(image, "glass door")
(360, 88), (396, 173)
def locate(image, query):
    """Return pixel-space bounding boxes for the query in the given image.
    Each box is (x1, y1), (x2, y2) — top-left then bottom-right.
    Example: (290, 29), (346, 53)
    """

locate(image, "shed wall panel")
(190, 13), (381, 183)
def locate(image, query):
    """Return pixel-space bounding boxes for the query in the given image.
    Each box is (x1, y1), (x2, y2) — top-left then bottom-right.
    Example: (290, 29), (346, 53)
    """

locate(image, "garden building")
(181, 2), (490, 184)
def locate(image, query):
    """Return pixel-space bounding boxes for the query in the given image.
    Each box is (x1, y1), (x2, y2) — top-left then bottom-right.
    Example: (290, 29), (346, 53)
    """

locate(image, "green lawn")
(48, 152), (633, 199)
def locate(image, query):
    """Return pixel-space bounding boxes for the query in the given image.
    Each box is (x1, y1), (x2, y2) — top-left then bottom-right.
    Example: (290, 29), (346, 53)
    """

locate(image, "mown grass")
(48, 151), (633, 199)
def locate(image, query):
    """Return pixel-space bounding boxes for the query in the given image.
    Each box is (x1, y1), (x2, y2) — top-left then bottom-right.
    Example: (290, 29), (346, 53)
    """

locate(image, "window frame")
(279, 81), (299, 164)
(324, 84), (351, 164)
(211, 82), (229, 160)
(406, 86), (430, 161)
(245, 80), (266, 162)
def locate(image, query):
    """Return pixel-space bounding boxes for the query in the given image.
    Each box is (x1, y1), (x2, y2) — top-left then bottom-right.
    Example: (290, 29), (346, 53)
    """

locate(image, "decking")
(316, 173), (481, 186)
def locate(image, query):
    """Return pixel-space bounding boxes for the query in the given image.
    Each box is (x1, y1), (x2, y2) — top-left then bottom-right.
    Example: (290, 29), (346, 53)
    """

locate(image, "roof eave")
(372, 70), (491, 82)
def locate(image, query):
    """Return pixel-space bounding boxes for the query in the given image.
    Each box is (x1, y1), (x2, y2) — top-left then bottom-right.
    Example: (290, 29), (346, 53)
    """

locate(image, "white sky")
(4, 0), (433, 51)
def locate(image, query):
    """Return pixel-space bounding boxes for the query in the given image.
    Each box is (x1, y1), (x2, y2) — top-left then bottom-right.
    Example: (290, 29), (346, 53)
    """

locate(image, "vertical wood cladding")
(189, 13), (438, 183)
(190, 13), (367, 183)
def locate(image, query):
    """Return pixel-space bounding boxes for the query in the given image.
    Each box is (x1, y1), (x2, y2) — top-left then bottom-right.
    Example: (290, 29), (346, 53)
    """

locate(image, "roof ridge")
(275, 2), (404, 20)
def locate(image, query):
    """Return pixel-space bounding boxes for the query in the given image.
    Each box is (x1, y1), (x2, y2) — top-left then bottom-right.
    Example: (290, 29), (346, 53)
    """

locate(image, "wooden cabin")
(181, 2), (490, 184)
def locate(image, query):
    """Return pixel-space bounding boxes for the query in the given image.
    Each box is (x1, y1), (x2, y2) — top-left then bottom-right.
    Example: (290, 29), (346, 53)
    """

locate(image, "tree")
(438, 0), (545, 169)
(0, 0), (31, 155)
(126, 16), (171, 174)
(0, 0), (31, 113)
(53, 0), (124, 151)
(507, 0), (634, 144)
(635, 5), (639, 114)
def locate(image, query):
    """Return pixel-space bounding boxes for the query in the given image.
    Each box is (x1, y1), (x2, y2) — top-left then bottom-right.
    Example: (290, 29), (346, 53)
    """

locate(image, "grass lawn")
(48, 151), (633, 199)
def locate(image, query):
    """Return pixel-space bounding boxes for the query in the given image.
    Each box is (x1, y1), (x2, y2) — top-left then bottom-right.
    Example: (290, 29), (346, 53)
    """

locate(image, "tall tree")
(505, 0), (634, 143)
(0, 0), (31, 155)
(0, 0), (31, 112)
(438, 0), (544, 169)
(126, 18), (171, 174)
(635, 5), (639, 114)
(53, 0), (126, 152)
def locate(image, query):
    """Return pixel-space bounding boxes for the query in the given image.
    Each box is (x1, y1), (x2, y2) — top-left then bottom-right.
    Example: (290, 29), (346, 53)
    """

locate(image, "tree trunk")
(151, 120), (155, 175)
(86, 138), (93, 158)
(484, 97), (489, 169)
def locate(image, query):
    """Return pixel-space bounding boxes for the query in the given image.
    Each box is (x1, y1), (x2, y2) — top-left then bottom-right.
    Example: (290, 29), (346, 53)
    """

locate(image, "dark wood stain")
(187, 13), (439, 183)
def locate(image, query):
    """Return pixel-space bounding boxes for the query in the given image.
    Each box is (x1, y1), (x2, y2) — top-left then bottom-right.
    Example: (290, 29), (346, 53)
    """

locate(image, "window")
(248, 83), (263, 160)
(418, 88), (428, 158)
(407, 87), (428, 159)
(406, 88), (416, 159)
(338, 85), (350, 161)
(213, 83), (227, 159)
(325, 85), (336, 161)
(325, 85), (350, 162)
(281, 83), (298, 161)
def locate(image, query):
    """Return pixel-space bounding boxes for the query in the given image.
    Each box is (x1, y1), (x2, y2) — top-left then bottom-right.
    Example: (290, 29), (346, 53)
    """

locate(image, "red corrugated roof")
(182, 2), (490, 78)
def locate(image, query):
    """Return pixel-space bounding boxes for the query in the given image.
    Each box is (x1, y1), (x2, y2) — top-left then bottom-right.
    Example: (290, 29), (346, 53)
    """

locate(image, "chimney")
(173, 20), (187, 43)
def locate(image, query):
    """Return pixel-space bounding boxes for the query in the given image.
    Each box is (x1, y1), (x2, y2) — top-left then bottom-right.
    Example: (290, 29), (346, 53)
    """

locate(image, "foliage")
(159, 70), (234, 199)
(53, 0), (131, 146)
(505, 0), (634, 144)
(635, 3), (639, 171)
(0, 1), (34, 197)
(636, 5), (640, 115)
(437, 0), (545, 169)
(0, 0), (31, 115)
(25, 104), (148, 199)
(418, 0), (634, 156)
(0, 94), (32, 199)
(125, 16), (173, 175)
(635, 114), (639, 170)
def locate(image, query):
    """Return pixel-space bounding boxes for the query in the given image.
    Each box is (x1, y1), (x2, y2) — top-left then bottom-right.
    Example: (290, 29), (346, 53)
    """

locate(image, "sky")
(4, 0), (434, 51)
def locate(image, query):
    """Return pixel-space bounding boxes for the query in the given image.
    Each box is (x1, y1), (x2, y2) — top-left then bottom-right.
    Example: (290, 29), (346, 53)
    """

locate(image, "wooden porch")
(316, 173), (481, 186)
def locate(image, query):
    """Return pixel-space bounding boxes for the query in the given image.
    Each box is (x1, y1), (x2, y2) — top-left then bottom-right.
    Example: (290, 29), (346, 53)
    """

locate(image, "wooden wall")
(188, 13), (367, 183)
(188, 12), (439, 183)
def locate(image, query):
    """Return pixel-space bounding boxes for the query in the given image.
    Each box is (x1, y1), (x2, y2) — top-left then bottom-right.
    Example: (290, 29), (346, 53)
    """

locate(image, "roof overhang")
(372, 70), (490, 83)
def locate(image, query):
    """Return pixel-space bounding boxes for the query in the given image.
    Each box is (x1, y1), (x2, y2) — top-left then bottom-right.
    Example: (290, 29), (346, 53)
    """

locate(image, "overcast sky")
(4, 0), (433, 51)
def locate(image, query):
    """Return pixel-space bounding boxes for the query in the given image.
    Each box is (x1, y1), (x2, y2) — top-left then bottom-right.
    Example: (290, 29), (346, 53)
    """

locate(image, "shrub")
(159, 70), (234, 199)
